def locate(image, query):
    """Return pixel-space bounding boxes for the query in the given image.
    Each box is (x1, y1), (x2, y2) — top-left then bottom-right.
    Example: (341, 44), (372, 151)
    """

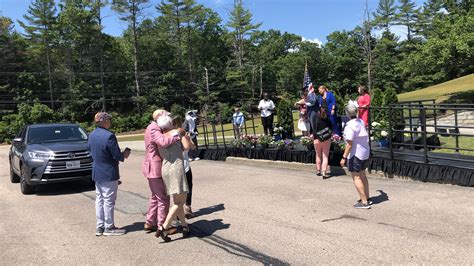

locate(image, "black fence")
(368, 103), (474, 168)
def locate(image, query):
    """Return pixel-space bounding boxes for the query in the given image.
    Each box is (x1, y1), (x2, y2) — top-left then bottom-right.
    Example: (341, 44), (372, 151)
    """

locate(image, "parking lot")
(0, 143), (473, 264)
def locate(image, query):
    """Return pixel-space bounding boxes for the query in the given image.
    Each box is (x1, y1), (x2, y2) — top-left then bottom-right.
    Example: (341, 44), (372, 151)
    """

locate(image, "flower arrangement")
(231, 138), (245, 148)
(273, 125), (284, 140)
(300, 135), (314, 150)
(283, 138), (295, 149)
(257, 134), (273, 147)
(300, 136), (313, 146)
(272, 139), (285, 148)
(332, 139), (346, 153)
(241, 134), (258, 148)
(371, 121), (389, 141)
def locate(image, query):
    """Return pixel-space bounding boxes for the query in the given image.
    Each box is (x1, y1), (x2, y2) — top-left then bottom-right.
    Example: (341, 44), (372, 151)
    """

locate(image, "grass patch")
(117, 112), (302, 142)
(436, 136), (474, 156)
(398, 74), (474, 103)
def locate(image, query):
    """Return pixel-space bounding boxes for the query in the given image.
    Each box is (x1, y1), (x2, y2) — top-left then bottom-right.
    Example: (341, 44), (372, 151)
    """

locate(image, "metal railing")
(369, 103), (474, 167)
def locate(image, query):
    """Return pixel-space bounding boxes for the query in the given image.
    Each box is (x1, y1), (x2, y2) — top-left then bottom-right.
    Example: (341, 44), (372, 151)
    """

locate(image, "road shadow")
(34, 180), (94, 196)
(188, 219), (288, 265)
(327, 166), (345, 178)
(371, 190), (389, 205)
(189, 219), (230, 238)
(122, 222), (146, 233)
(192, 203), (225, 217)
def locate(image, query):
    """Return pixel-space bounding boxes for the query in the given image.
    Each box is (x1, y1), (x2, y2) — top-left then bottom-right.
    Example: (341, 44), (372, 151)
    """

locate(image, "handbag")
(316, 127), (332, 141)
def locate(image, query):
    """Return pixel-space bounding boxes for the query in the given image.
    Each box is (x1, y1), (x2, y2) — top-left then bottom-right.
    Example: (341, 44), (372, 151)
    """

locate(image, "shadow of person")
(371, 190), (389, 205)
(189, 219), (230, 238)
(122, 222), (146, 233)
(193, 203), (225, 217)
(188, 219), (288, 264)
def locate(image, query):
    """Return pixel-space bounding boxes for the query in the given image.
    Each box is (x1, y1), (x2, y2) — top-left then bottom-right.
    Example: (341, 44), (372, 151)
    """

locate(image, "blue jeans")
(95, 180), (118, 229)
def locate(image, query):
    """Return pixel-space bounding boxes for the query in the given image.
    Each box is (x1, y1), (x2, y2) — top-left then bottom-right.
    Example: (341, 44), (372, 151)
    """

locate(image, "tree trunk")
(132, 12), (140, 112)
(45, 45), (54, 109)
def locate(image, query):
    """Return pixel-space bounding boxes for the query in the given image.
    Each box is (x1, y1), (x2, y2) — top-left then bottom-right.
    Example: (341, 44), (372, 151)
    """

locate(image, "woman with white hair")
(155, 114), (193, 242)
(340, 102), (371, 209)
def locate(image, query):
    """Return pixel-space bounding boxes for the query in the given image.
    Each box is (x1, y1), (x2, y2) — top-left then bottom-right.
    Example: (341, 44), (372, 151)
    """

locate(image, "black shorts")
(347, 156), (368, 172)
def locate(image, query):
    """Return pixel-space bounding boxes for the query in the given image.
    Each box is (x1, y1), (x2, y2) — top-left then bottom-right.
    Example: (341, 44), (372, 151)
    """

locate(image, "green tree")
(371, 87), (384, 122)
(372, 31), (402, 92)
(402, 12), (474, 90)
(396, 0), (418, 41)
(112, 0), (150, 112)
(321, 30), (364, 97)
(18, 0), (57, 108)
(372, 0), (397, 32)
(226, 0), (261, 102)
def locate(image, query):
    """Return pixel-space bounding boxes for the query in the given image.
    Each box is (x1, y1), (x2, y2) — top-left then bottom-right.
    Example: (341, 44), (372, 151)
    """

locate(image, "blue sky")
(1, 0), (426, 44)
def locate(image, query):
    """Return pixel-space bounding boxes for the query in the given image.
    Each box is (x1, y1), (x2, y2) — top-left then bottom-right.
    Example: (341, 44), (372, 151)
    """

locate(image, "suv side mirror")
(13, 137), (23, 143)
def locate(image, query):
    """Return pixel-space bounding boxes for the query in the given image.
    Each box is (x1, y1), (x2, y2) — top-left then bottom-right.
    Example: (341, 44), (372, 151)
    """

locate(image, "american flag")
(303, 62), (314, 92)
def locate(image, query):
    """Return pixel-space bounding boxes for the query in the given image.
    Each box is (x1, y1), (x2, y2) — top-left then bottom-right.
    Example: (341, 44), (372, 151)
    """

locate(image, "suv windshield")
(27, 125), (88, 144)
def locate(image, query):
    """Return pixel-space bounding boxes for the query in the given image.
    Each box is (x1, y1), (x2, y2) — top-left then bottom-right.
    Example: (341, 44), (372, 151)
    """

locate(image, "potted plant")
(257, 134), (273, 149)
(300, 136), (314, 150)
(272, 139), (285, 149)
(273, 125), (284, 141)
(241, 135), (258, 148)
(371, 121), (390, 147)
(283, 138), (295, 149)
(231, 138), (245, 149)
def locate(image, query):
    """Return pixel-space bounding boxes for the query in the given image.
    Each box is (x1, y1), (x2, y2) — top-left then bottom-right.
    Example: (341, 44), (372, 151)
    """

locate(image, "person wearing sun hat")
(142, 109), (184, 234)
(88, 112), (131, 236)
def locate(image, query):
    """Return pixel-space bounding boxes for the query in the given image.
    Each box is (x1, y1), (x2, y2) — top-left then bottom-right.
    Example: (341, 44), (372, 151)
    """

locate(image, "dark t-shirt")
(317, 117), (330, 132)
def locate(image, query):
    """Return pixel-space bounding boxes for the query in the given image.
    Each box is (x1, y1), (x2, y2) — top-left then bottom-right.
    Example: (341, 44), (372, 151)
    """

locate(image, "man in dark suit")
(88, 112), (130, 236)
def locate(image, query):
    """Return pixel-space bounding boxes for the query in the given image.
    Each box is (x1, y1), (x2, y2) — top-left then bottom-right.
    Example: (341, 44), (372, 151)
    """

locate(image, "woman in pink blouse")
(357, 85), (371, 127)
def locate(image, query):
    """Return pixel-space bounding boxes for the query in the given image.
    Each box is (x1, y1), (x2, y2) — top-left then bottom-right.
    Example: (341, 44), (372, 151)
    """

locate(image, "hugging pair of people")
(142, 110), (196, 242)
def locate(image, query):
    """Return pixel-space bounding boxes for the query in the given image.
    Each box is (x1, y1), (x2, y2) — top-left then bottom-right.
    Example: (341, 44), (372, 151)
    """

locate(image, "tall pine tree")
(19, 0), (57, 108)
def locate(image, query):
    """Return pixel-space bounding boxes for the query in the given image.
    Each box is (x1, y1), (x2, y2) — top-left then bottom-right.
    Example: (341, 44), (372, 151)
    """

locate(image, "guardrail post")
(202, 118), (208, 148)
(251, 113), (256, 135)
(421, 108), (428, 163)
(454, 109), (459, 153)
(220, 116), (227, 148)
(211, 121), (218, 149)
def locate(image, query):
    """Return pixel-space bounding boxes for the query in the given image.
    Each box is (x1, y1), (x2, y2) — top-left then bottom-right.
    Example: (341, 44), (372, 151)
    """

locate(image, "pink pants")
(314, 139), (330, 173)
(146, 178), (170, 227)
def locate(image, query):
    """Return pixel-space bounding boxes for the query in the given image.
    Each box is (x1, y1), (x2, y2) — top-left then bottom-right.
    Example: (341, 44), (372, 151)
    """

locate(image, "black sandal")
(182, 226), (190, 238)
(155, 226), (171, 242)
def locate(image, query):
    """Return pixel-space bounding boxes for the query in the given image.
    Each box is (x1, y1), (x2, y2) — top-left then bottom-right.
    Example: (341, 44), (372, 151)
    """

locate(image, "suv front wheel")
(20, 166), (35, 195)
(9, 160), (20, 183)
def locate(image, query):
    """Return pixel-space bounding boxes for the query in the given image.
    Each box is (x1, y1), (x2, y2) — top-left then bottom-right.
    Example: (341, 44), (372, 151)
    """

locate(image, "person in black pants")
(258, 93), (276, 135)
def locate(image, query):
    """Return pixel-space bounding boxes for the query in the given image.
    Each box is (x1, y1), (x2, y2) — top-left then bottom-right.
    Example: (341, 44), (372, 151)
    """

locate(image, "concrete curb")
(225, 156), (408, 181)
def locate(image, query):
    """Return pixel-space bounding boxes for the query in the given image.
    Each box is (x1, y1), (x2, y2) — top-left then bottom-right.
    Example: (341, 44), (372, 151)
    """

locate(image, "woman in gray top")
(156, 115), (193, 242)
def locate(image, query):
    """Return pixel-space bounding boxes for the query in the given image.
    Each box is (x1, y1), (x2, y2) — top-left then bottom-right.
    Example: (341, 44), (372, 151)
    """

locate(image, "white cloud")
(302, 37), (323, 47)
(372, 25), (408, 42)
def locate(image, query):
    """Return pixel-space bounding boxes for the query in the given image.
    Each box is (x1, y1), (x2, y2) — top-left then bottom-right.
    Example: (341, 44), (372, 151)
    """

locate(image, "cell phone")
(124, 147), (131, 152)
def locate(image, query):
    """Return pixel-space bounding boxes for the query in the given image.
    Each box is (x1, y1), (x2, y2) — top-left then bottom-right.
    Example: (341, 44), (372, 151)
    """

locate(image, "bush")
(170, 103), (186, 119)
(276, 96), (294, 138)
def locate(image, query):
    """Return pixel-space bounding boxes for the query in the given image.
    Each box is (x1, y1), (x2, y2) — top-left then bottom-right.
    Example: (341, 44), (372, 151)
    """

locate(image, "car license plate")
(66, 161), (80, 169)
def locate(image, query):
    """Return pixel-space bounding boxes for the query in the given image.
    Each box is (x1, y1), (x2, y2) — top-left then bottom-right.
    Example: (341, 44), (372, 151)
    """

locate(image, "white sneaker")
(193, 157), (200, 161)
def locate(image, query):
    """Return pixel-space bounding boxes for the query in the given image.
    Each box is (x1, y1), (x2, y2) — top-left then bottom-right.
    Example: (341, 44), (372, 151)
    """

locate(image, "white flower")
(372, 122), (380, 127)
(279, 126), (283, 131)
(370, 136), (374, 141)
(381, 130), (388, 137)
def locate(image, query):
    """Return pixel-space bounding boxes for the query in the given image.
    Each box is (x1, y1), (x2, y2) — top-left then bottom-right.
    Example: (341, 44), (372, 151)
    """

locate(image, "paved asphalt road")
(0, 143), (473, 264)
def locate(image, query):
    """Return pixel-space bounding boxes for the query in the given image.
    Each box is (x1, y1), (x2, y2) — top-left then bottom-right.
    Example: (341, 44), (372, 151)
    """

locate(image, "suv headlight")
(28, 152), (54, 160)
